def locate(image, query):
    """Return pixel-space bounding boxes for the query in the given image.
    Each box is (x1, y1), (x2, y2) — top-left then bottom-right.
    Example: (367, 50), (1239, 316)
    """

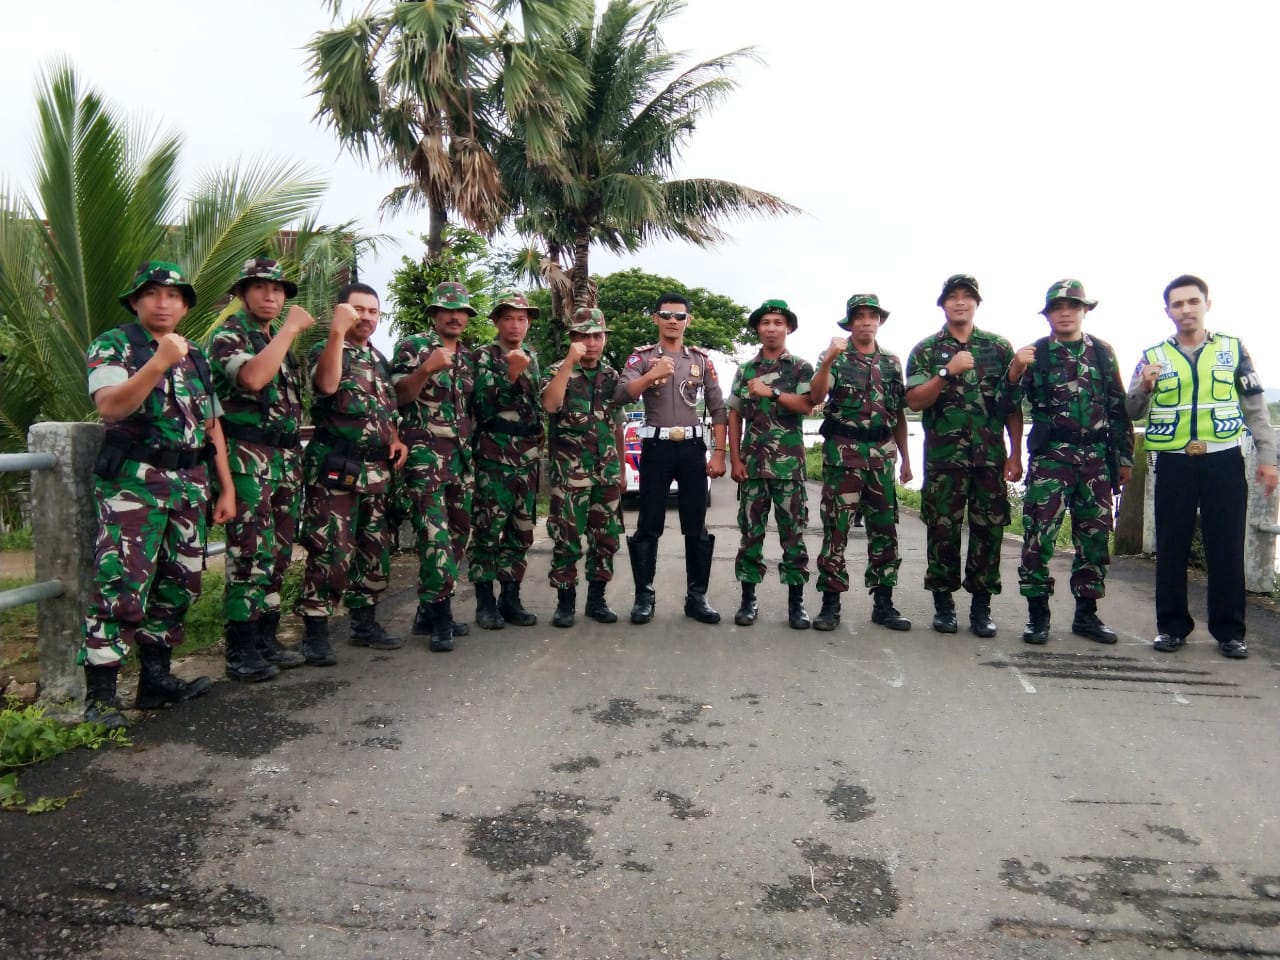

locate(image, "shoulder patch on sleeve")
(626, 353), (643, 367)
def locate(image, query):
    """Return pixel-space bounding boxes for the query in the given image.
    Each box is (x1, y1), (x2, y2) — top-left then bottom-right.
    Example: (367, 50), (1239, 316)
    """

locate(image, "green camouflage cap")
(568, 307), (609, 334)
(231, 257), (298, 299)
(1041, 278), (1097, 314)
(118, 260), (197, 314)
(427, 281), (477, 316)
(936, 273), (982, 307)
(488, 290), (541, 321)
(838, 293), (890, 329)
(747, 298), (798, 332)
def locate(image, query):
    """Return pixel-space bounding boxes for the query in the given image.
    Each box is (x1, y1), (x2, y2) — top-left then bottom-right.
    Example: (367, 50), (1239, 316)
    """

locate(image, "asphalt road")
(2, 475), (1278, 959)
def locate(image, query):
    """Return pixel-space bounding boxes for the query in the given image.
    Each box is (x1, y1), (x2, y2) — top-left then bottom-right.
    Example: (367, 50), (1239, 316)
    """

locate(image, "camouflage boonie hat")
(747, 298), (798, 333)
(936, 273), (982, 307)
(231, 257), (298, 299)
(1041, 278), (1097, 314)
(488, 290), (540, 321)
(838, 293), (890, 330)
(427, 281), (477, 317)
(568, 307), (609, 334)
(118, 260), (197, 314)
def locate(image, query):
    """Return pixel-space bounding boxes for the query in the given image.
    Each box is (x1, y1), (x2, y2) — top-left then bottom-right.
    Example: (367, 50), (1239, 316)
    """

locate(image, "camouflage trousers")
(547, 481), (624, 588)
(224, 470), (302, 623)
(404, 466), (472, 603)
(1017, 456), (1113, 599)
(817, 463), (899, 594)
(468, 459), (536, 584)
(919, 466), (1009, 595)
(81, 471), (207, 666)
(296, 486), (390, 617)
(734, 478), (810, 586)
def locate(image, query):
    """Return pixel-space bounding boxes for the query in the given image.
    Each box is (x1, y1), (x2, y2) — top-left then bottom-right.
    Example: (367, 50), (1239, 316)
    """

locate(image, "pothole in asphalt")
(821, 781), (875, 823)
(444, 791), (613, 874)
(653, 789), (709, 820)
(759, 840), (899, 924)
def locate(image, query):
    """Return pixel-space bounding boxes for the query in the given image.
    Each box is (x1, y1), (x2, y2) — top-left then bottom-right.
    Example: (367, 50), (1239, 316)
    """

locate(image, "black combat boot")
(301, 616), (337, 666)
(225, 620), (280, 682)
(584, 581), (617, 623)
(870, 586), (911, 631)
(429, 598), (455, 652)
(813, 591), (842, 631)
(969, 592), (997, 638)
(552, 586), (577, 628)
(83, 664), (128, 730)
(1022, 596), (1051, 645)
(474, 581), (504, 630)
(734, 582), (758, 626)
(787, 583), (811, 630)
(136, 644), (212, 710)
(683, 533), (720, 624)
(931, 591), (958, 634)
(498, 580), (538, 627)
(412, 602), (433, 635)
(257, 611), (304, 669)
(1071, 597), (1116, 644)
(628, 535), (657, 624)
(349, 606), (403, 650)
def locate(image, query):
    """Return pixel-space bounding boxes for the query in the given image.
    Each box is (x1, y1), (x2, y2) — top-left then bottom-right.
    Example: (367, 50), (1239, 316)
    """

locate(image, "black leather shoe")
(1022, 596), (1050, 645)
(931, 592), (958, 634)
(734, 583), (758, 626)
(1152, 633), (1185, 653)
(1071, 613), (1117, 645)
(969, 593), (997, 638)
(812, 592), (841, 631)
(786, 583), (810, 630)
(1218, 639), (1249, 659)
(552, 587), (576, 628)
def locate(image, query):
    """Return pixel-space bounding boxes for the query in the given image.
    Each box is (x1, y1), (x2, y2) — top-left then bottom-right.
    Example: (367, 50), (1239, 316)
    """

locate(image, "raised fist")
(826, 336), (847, 360)
(650, 355), (676, 386)
(155, 333), (189, 369)
(948, 350), (976, 375)
(1139, 363), (1164, 393)
(424, 346), (455, 375)
(506, 349), (531, 379)
(330, 303), (358, 336)
(282, 305), (316, 335)
(566, 340), (588, 364)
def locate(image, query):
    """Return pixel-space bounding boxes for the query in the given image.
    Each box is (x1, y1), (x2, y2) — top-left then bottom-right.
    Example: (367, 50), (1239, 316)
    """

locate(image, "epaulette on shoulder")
(635, 342), (657, 353)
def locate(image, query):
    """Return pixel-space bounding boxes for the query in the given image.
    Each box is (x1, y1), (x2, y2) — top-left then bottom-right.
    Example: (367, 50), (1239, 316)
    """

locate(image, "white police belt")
(1165, 439), (1240, 456)
(638, 424), (706, 441)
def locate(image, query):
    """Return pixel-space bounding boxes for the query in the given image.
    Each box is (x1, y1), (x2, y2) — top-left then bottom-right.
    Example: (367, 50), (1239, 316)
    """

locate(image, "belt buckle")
(1185, 440), (1208, 456)
(669, 426), (686, 441)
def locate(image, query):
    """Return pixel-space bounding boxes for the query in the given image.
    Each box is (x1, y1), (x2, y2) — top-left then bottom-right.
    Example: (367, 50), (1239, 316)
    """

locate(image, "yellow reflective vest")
(1141, 334), (1244, 450)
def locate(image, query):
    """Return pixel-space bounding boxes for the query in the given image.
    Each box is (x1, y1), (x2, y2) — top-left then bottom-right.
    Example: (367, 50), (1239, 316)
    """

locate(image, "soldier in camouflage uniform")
(296, 283), (408, 664)
(541, 308), (627, 627)
(727, 299), (815, 630)
(392, 281), (476, 652)
(1006, 280), (1134, 645)
(469, 291), (544, 629)
(209, 258), (310, 681)
(81, 261), (236, 729)
(809, 295), (914, 632)
(906, 275), (1021, 638)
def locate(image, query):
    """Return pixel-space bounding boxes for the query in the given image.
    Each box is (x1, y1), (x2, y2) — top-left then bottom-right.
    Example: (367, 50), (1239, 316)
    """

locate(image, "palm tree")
(306, 0), (592, 261)
(500, 0), (800, 318)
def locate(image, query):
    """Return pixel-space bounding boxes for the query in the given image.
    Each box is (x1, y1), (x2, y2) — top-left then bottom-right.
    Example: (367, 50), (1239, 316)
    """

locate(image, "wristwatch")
(937, 367), (952, 382)
(771, 386), (782, 401)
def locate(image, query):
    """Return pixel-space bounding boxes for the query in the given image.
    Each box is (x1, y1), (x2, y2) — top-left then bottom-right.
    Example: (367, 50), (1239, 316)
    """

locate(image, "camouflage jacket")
(87, 324), (221, 489)
(727, 349), (814, 481)
(906, 325), (1015, 470)
(1018, 334), (1134, 468)
(543, 360), (624, 488)
(392, 330), (475, 473)
(818, 341), (904, 470)
(305, 340), (399, 493)
(208, 311), (305, 481)
(472, 341), (544, 467)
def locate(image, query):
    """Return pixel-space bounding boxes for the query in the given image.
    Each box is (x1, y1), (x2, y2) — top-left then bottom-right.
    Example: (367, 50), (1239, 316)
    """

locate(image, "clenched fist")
(424, 346), (455, 375)
(649, 355), (676, 386)
(565, 340), (588, 364)
(330, 303), (358, 337)
(506, 349), (531, 379)
(282, 305), (316, 335)
(155, 333), (189, 369)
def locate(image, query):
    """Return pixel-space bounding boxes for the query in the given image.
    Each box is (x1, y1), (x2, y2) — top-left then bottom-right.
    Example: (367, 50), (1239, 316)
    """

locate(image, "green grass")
(0, 577), (37, 645)
(0, 528), (32, 552)
(174, 561), (306, 658)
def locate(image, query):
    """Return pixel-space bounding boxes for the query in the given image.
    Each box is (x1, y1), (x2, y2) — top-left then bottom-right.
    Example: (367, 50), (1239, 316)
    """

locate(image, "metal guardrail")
(0, 452), (64, 612)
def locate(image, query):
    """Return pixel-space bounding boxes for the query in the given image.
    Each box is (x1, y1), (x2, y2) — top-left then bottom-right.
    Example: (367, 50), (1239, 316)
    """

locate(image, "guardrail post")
(1244, 427), (1280, 594)
(29, 422), (104, 701)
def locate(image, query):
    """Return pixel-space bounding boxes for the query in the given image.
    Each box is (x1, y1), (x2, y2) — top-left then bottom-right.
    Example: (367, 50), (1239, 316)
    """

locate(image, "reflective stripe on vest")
(1142, 336), (1244, 450)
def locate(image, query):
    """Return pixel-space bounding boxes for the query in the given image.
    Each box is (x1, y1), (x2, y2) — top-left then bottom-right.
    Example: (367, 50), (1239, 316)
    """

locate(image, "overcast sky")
(3, 1), (1278, 385)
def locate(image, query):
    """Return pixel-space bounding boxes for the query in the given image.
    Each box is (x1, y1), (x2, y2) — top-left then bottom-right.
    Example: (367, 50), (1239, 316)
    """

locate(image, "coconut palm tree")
(306, 0), (592, 261)
(500, 0), (800, 319)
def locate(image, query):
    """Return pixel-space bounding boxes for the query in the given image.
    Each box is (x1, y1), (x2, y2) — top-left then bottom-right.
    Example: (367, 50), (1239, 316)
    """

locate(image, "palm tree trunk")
(571, 227), (591, 309)
(426, 198), (448, 261)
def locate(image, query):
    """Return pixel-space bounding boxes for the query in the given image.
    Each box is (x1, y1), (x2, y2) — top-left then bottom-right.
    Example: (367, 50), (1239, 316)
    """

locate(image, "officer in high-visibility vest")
(1127, 274), (1279, 659)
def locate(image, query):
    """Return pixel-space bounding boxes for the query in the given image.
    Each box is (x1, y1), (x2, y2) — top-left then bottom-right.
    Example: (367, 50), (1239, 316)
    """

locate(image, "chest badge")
(690, 363), (700, 377)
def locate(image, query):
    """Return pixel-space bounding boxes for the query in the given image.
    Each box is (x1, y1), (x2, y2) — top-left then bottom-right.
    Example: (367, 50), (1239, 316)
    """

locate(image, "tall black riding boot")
(734, 582), (758, 626)
(628, 535), (657, 624)
(931, 591), (958, 634)
(969, 592), (997, 638)
(813, 591), (842, 631)
(1071, 596), (1117, 644)
(225, 620), (280, 682)
(584, 581), (617, 623)
(1022, 595), (1051, 645)
(257, 611), (304, 669)
(870, 586), (911, 631)
(683, 533), (720, 624)
(349, 605), (403, 650)
(301, 616), (337, 666)
(474, 581), (504, 630)
(83, 664), (128, 730)
(787, 583), (811, 630)
(429, 598), (455, 652)
(498, 580), (538, 626)
(552, 586), (577, 628)
(136, 644), (212, 710)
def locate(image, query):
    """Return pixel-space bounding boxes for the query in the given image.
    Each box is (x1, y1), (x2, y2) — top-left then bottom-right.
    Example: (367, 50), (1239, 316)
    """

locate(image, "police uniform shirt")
(615, 343), (728, 429)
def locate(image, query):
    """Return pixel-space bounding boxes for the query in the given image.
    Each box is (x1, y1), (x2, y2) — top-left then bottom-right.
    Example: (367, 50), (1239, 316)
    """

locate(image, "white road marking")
(1010, 667), (1037, 694)
(821, 648), (905, 688)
